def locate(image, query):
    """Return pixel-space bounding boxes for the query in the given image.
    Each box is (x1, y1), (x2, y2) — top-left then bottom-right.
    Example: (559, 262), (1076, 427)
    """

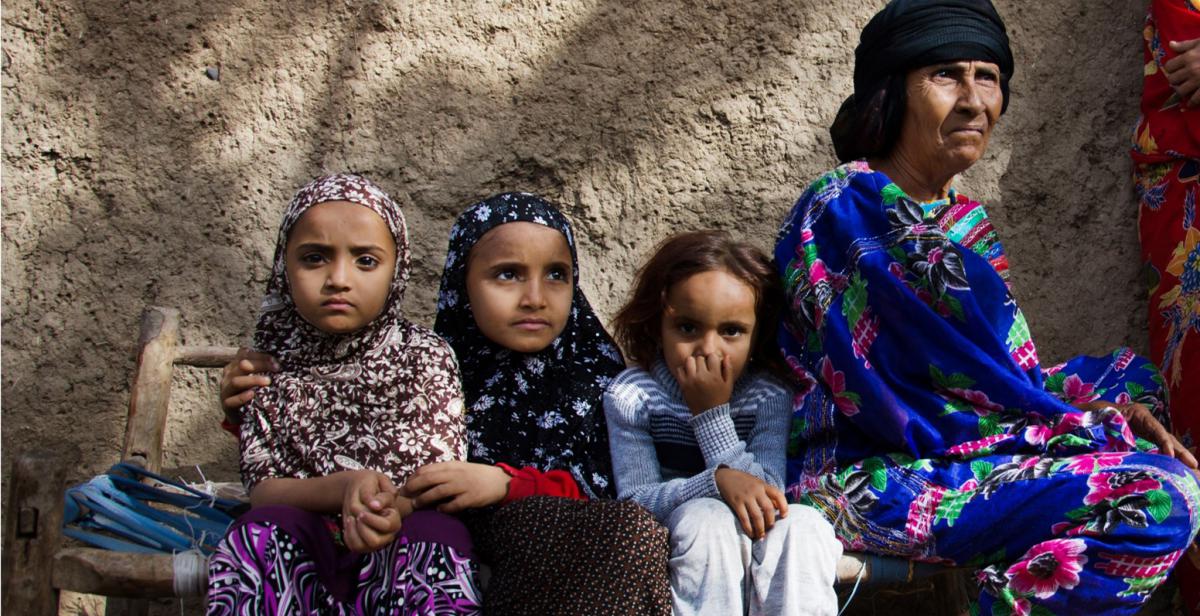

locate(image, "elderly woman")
(776, 1), (1200, 614)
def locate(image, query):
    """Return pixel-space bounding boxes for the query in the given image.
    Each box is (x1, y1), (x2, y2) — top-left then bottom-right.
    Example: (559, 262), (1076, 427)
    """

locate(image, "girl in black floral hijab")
(405, 192), (671, 616)
(431, 192), (622, 498)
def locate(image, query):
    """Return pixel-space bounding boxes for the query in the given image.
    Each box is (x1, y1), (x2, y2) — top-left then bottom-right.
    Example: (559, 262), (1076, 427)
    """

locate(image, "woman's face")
(896, 60), (1003, 178)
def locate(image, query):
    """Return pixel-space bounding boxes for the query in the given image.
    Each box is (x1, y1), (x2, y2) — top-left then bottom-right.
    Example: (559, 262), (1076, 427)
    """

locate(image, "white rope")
(172, 550), (209, 596)
(837, 558), (867, 616)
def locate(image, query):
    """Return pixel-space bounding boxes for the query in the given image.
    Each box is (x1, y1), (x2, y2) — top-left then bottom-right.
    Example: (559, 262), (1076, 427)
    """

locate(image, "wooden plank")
(173, 345), (238, 368)
(122, 307), (179, 471)
(3, 453), (68, 615)
(52, 548), (175, 598)
(104, 598), (150, 616)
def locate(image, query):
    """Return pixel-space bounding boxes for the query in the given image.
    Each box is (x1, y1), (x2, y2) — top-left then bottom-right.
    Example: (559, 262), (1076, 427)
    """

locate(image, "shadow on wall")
(3, 0), (844, 482)
(993, 0), (1146, 363)
(2, 0), (1148, 496)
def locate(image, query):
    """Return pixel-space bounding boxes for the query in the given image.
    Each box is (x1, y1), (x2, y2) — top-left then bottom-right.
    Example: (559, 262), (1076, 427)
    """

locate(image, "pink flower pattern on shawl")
(1006, 539), (1088, 599)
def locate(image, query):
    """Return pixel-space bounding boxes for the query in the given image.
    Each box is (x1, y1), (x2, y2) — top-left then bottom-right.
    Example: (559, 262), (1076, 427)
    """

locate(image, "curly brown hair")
(612, 230), (784, 375)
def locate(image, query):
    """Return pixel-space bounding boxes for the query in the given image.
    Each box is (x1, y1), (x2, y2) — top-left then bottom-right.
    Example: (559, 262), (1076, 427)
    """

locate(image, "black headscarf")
(434, 192), (626, 499)
(831, 0), (1015, 162)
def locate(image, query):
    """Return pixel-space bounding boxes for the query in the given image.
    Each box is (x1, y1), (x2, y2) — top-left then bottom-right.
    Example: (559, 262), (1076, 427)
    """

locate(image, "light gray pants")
(667, 497), (842, 616)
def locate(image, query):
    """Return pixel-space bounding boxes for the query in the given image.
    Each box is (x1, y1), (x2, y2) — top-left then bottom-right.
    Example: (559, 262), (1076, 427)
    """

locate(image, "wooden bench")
(1, 305), (970, 615)
(3, 307), (237, 615)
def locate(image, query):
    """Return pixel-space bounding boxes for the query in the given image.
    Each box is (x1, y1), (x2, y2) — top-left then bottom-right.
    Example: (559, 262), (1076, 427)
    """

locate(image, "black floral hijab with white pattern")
(434, 192), (624, 498)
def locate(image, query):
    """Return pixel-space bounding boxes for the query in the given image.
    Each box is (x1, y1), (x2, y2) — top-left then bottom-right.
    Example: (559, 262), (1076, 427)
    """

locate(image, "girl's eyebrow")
(483, 259), (527, 270)
(292, 241), (332, 252)
(348, 244), (388, 254)
(720, 319), (754, 329)
(293, 241), (388, 253)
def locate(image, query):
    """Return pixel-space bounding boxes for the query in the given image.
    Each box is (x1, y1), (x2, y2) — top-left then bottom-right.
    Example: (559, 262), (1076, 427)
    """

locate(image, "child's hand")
(220, 348), (280, 417)
(404, 461), (511, 513)
(715, 467), (789, 540)
(341, 470), (401, 553)
(674, 353), (734, 415)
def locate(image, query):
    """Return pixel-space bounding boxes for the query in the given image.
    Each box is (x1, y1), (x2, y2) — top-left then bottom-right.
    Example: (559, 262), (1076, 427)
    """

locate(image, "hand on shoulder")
(220, 347), (280, 419)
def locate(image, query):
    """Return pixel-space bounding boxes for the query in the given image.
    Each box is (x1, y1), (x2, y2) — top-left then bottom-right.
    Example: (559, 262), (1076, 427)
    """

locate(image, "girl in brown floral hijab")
(206, 174), (481, 615)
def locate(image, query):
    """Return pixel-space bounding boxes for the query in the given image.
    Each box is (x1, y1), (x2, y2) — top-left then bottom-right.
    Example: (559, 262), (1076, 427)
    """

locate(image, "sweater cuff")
(676, 466), (721, 503)
(689, 403), (741, 465)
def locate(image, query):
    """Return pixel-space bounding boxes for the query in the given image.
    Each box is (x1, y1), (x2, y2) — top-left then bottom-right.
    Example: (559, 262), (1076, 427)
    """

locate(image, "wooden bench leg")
(104, 598), (150, 616)
(933, 569), (976, 616)
(3, 452), (68, 615)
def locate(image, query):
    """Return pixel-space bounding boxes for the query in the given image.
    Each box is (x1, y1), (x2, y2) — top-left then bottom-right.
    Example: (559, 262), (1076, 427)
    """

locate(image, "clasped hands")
(343, 462), (512, 553)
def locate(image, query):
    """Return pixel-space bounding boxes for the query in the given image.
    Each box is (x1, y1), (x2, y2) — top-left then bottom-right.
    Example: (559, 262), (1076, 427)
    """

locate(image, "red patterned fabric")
(1132, 2), (1200, 612)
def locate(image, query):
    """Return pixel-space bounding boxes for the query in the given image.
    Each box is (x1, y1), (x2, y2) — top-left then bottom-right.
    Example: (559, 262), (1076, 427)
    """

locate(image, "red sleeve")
(496, 463), (584, 503)
(220, 417), (240, 437)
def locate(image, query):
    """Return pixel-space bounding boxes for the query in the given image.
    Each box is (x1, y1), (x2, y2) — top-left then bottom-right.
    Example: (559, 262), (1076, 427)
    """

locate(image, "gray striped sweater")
(603, 361), (793, 524)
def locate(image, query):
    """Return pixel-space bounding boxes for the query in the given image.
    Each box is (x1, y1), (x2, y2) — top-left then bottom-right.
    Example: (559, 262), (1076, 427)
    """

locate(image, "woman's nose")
(957, 72), (986, 114)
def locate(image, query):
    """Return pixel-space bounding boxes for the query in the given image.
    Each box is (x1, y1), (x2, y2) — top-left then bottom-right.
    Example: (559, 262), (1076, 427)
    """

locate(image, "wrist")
(685, 396), (730, 415)
(492, 464), (513, 504)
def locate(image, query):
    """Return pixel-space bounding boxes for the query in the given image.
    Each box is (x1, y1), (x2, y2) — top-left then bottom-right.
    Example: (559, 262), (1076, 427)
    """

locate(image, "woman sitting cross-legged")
(777, 1), (1200, 614)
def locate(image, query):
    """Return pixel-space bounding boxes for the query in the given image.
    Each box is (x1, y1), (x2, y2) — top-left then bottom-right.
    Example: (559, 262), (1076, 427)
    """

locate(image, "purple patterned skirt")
(206, 505), (480, 615)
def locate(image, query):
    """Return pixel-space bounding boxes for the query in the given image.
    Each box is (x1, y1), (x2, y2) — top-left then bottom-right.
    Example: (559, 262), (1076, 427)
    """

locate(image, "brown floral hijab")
(239, 174), (466, 489)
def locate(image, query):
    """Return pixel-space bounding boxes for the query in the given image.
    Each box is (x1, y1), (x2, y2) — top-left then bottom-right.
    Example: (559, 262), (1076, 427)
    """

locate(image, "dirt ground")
(3, 0), (1165, 613)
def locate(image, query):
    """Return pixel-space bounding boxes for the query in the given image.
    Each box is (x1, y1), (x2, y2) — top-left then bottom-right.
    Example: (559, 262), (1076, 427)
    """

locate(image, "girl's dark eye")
(677, 323), (697, 335)
(357, 255), (380, 268)
(300, 253), (326, 265)
(547, 267), (570, 282)
(721, 326), (746, 337)
(496, 269), (517, 281)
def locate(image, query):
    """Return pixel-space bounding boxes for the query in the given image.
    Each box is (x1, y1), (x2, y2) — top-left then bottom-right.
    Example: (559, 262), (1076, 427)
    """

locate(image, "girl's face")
(465, 221), (573, 353)
(285, 200), (397, 334)
(660, 269), (757, 384)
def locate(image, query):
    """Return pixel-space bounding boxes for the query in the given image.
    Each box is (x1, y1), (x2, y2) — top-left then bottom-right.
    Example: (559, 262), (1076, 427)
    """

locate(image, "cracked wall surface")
(4, 0), (1148, 520)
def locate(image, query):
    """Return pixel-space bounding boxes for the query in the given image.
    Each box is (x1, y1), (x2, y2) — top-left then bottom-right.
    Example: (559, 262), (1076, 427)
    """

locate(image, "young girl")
(206, 174), (480, 615)
(605, 230), (842, 616)
(405, 192), (672, 615)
